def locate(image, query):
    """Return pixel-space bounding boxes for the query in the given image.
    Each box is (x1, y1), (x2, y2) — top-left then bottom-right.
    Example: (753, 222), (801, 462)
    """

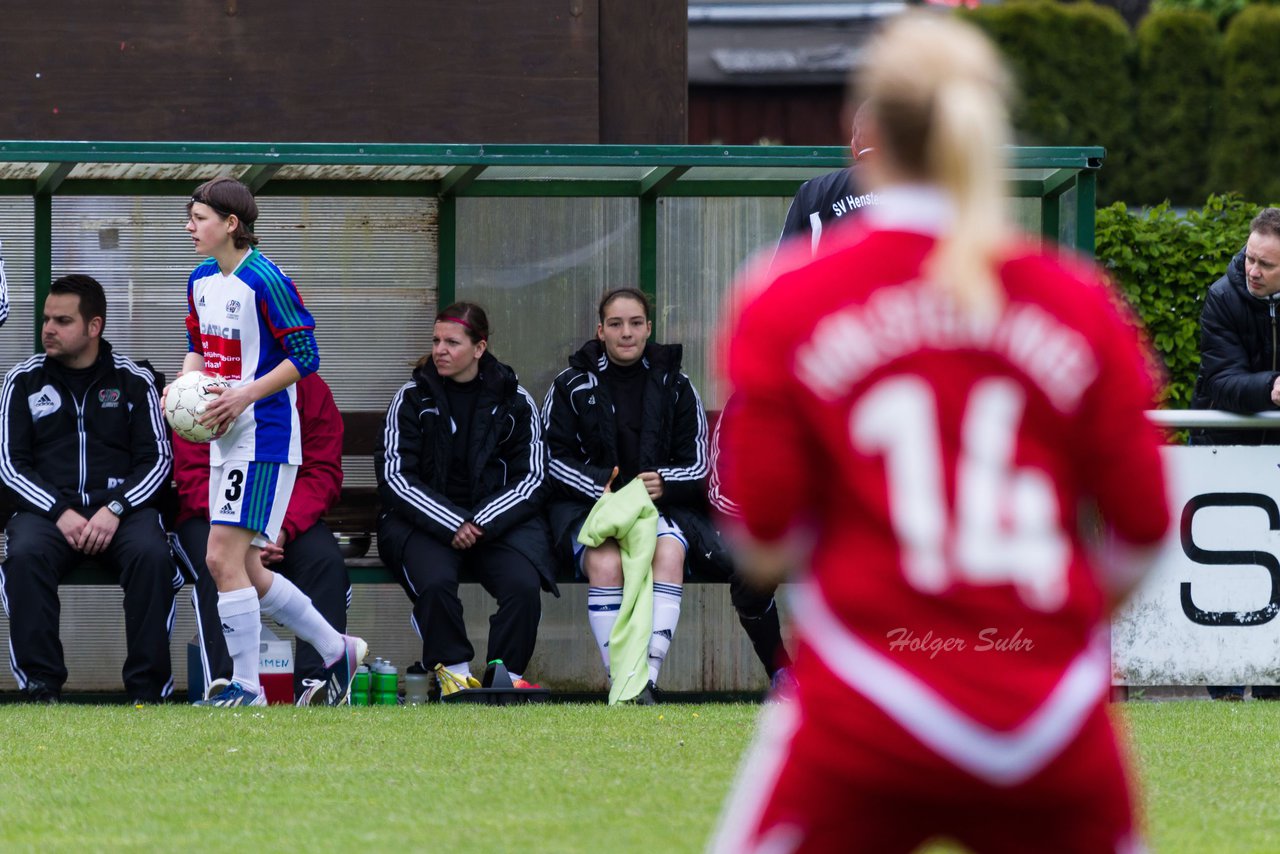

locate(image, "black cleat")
(631, 680), (659, 706)
(21, 680), (60, 704)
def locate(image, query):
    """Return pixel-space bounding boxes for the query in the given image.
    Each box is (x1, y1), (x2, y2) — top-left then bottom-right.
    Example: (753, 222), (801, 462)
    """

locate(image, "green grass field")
(0, 700), (1273, 852)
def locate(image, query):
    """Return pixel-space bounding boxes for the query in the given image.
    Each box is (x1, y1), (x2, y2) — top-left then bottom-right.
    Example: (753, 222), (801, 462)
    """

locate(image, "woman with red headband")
(375, 301), (554, 693)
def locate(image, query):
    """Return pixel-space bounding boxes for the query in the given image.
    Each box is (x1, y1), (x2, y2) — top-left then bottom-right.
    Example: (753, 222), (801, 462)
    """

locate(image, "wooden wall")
(689, 85), (847, 147)
(0, 0), (686, 144)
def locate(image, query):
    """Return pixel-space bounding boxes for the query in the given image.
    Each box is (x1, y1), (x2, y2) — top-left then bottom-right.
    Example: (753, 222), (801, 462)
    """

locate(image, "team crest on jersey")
(98, 388), (122, 408)
(28, 385), (61, 420)
(225, 299), (241, 318)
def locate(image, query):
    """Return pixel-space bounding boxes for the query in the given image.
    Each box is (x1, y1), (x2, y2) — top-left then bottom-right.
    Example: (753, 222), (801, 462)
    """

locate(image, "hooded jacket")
(1191, 247), (1280, 445)
(375, 351), (555, 591)
(543, 339), (727, 576)
(0, 340), (171, 519)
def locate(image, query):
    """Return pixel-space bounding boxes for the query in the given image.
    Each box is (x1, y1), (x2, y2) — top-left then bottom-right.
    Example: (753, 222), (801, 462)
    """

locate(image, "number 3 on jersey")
(851, 375), (1069, 611)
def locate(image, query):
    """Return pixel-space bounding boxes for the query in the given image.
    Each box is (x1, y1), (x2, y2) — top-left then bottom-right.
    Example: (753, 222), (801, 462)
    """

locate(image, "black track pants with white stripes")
(378, 510), (542, 675)
(3, 509), (179, 700)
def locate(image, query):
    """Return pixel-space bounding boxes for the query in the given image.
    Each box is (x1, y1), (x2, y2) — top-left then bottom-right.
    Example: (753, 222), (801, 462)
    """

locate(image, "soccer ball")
(164, 371), (231, 443)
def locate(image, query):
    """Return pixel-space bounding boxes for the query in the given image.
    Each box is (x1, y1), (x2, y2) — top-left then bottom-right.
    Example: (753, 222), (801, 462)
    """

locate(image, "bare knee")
(652, 537), (686, 584)
(205, 526), (262, 592)
(583, 540), (623, 586)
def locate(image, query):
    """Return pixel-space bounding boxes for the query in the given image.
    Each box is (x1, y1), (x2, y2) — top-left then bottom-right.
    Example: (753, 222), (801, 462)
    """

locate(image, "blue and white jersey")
(185, 248), (319, 465)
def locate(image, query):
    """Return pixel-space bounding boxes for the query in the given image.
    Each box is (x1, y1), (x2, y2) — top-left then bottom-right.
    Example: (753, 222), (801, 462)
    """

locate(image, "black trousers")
(174, 517), (350, 697)
(2, 509), (181, 700)
(380, 512), (542, 675)
(730, 572), (791, 678)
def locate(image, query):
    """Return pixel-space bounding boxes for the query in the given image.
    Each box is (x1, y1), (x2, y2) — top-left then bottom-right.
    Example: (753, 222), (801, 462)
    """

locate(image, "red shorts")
(711, 687), (1142, 854)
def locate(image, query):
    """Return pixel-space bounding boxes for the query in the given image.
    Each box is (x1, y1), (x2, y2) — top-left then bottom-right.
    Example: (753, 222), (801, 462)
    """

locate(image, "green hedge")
(1131, 10), (1219, 206)
(1212, 5), (1280, 201)
(963, 1), (1136, 205)
(1151, 0), (1261, 29)
(1096, 194), (1259, 406)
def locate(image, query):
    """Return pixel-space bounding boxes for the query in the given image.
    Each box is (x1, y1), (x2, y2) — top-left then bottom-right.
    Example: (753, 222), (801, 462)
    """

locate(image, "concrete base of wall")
(0, 583), (789, 696)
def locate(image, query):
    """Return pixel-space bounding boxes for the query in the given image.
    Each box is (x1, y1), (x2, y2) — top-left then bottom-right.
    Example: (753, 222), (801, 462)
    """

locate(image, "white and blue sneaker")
(193, 681), (267, 707)
(202, 678), (230, 701)
(323, 635), (369, 706)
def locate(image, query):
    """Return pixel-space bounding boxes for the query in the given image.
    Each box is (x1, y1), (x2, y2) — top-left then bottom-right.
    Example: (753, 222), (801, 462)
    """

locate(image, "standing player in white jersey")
(713, 14), (1171, 853)
(175, 177), (366, 707)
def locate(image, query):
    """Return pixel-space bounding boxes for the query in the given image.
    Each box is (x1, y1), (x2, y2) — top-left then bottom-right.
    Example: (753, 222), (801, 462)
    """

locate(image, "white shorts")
(209, 461), (298, 548)
(573, 513), (687, 577)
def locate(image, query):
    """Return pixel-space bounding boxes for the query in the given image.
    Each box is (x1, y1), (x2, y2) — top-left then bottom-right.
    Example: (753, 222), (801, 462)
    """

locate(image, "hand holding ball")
(164, 371), (232, 443)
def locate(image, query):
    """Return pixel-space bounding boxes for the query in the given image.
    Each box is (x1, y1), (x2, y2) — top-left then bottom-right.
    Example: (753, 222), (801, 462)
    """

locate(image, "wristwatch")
(107, 500), (125, 517)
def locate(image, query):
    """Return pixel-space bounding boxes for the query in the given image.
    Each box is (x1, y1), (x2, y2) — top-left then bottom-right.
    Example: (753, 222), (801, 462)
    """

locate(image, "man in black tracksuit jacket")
(0, 275), (177, 703)
(776, 100), (879, 259)
(1190, 208), (1280, 699)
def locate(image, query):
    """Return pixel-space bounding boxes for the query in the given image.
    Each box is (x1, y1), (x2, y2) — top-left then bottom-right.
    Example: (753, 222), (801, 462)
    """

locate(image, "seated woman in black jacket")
(543, 287), (711, 699)
(375, 302), (553, 692)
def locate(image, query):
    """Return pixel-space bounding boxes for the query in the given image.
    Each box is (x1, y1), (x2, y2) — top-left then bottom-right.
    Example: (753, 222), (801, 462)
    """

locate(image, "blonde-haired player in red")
(711, 13), (1170, 853)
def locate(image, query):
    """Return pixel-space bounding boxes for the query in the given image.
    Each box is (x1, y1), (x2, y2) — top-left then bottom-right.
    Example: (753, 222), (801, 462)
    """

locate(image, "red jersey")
(722, 208), (1169, 784)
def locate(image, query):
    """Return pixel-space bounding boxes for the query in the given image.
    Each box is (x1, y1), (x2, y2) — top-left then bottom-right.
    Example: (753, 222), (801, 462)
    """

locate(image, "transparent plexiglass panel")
(657, 196), (790, 409)
(0, 199), (35, 369)
(1008, 196), (1043, 244)
(1057, 185), (1080, 249)
(51, 196), (437, 488)
(454, 197), (639, 404)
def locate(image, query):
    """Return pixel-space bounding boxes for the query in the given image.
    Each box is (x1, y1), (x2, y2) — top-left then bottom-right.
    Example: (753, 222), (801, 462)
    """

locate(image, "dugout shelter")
(0, 140), (1103, 695)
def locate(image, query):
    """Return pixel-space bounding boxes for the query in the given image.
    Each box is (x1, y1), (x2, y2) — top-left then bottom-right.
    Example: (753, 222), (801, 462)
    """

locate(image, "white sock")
(587, 586), (623, 676)
(259, 572), (345, 665)
(445, 662), (472, 679)
(649, 582), (683, 685)
(217, 586), (262, 693)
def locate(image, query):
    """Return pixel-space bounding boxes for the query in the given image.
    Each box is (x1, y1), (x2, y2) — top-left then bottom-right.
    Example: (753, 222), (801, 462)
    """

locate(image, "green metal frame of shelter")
(0, 141), (1103, 348)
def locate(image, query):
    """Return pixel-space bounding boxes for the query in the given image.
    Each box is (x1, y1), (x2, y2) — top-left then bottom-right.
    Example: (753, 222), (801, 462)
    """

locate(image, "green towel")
(577, 478), (658, 704)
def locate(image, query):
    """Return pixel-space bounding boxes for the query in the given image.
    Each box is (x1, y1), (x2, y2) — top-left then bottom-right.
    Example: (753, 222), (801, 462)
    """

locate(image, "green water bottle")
(351, 664), (371, 706)
(373, 659), (399, 706)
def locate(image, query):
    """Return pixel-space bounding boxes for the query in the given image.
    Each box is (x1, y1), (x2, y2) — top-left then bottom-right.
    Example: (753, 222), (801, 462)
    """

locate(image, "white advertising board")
(1113, 445), (1280, 684)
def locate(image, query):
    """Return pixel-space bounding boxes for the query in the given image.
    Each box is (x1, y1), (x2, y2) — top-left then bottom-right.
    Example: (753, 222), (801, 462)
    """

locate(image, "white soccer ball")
(164, 371), (231, 443)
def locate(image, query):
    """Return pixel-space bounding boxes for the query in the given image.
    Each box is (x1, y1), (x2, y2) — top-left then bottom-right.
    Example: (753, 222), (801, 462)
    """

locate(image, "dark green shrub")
(1212, 6), (1280, 201)
(963, 1), (1136, 205)
(1096, 194), (1259, 406)
(1131, 10), (1219, 206)
(1150, 0), (1268, 29)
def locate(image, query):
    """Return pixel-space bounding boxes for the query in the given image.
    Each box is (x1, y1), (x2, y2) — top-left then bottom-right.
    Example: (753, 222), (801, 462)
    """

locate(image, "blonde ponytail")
(855, 13), (1014, 315)
(925, 77), (1010, 315)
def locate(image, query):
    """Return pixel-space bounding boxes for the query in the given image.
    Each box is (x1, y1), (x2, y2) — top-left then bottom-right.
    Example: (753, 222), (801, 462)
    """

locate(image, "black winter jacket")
(1191, 247), (1280, 445)
(0, 340), (171, 519)
(542, 340), (726, 576)
(374, 351), (556, 591)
